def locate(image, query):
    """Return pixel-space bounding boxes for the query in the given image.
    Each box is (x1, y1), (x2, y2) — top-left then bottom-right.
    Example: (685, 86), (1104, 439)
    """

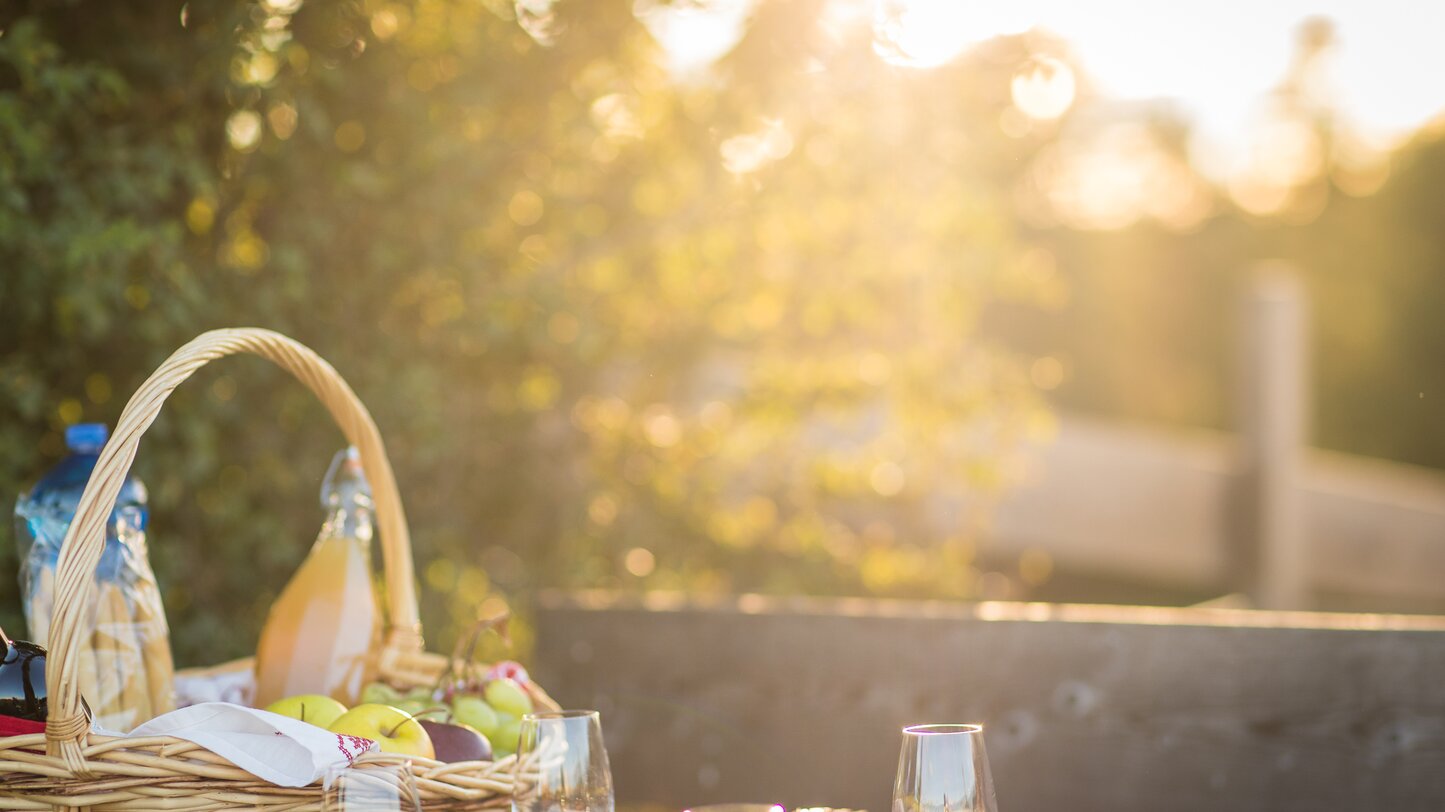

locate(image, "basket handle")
(44, 328), (423, 767)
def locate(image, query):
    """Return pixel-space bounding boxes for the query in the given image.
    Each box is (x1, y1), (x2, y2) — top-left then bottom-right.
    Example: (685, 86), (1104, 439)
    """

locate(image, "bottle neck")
(321, 502), (374, 545)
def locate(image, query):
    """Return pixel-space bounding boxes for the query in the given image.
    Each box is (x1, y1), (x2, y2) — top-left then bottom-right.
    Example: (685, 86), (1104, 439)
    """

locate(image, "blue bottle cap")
(65, 423), (109, 453)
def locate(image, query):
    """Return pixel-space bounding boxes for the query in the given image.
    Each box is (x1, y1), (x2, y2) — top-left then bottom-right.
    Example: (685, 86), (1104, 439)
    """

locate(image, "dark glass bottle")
(0, 628), (47, 722)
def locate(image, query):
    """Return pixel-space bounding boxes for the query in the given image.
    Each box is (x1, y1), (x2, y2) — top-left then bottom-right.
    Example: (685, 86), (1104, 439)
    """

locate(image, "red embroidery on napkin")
(336, 733), (375, 765)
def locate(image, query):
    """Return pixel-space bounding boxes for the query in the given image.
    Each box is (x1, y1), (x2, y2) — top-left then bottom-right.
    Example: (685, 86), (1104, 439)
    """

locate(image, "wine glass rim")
(902, 723), (984, 736)
(522, 709), (600, 721)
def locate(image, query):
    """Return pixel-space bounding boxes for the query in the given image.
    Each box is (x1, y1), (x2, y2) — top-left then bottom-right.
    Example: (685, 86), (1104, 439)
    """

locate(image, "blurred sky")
(641, 0), (1445, 175)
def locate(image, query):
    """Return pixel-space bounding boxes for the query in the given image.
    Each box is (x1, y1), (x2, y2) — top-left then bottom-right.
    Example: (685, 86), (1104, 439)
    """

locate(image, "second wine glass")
(512, 709), (615, 812)
(892, 723), (997, 812)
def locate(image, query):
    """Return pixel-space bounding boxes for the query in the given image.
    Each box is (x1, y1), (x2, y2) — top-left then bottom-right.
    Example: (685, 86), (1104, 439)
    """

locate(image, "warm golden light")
(872, 0), (1036, 68)
(226, 110), (262, 152)
(333, 120), (366, 153)
(720, 120), (794, 174)
(1028, 122), (1212, 231)
(591, 94), (645, 143)
(643, 405), (683, 448)
(1011, 56), (1076, 121)
(870, 461), (906, 496)
(624, 547), (657, 577)
(266, 102), (298, 140)
(873, 0), (971, 68)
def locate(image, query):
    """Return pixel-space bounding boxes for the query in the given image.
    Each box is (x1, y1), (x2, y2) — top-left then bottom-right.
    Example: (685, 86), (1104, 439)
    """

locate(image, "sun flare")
(872, 0), (1038, 68)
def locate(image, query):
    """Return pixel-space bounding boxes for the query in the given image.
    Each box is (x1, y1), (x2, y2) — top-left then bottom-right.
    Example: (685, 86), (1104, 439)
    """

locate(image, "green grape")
(452, 695), (500, 738)
(360, 682), (400, 706)
(492, 713), (523, 757)
(483, 678), (533, 718)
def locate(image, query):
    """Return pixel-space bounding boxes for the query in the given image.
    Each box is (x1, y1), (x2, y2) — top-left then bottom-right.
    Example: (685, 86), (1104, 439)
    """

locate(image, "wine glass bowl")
(892, 723), (997, 812)
(512, 709), (615, 812)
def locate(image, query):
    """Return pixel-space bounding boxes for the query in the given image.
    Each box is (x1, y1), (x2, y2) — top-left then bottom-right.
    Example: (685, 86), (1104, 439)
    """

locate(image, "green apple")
(483, 678), (533, 718)
(359, 682), (401, 706)
(328, 704), (435, 759)
(451, 695), (499, 738)
(264, 694), (349, 728)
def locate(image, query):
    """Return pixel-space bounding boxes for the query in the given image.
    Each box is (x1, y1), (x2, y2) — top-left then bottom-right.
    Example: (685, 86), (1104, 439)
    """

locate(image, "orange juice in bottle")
(254, 447), (380, 707)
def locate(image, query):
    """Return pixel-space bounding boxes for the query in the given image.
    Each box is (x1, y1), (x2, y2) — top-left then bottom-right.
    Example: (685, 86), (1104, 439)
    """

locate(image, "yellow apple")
(328, 704), (435, 759)
(264, 694), (349, 729)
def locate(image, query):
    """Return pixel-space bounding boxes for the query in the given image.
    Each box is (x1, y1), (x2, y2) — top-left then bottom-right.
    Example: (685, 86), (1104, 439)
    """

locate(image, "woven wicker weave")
(0, 328), (554, 810)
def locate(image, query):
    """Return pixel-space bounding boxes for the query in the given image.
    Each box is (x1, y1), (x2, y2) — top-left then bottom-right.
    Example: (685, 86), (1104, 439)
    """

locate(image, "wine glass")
(322, 762), (423, 812)
(512, 709), (615, 812)
(892, 723), (998, 812)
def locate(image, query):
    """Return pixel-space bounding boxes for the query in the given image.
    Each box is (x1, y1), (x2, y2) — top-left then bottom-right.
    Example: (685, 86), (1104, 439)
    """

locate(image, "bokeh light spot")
(1030, 356), (1065, 390)
(57, 398), (83, 426)
(699, 401), (732, 431)
(334, 120), (366, 153)
(508, 190), (545, 226)
(211, 376), (237, 403)
(643, 405), (682, 448)
(267, 103), (298, 140)
(226, 110), (263, 152)
(1011, 56), (1076, 121)
(720, 120), (793, 174)
(589, 494), (619, 527)
(870, 461), (906, 496)
(371, 8), (401, 40)
(624, 547), (656, 577)
(84, 374), (112, 405)
(186, 198), (215, 235)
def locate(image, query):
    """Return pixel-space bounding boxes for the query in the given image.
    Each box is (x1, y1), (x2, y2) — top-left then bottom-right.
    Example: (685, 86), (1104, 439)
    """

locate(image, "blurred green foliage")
(0, 1), (1047, 665)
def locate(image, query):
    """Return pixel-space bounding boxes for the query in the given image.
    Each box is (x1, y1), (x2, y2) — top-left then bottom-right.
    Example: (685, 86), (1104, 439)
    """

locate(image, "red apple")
(418, 719), (493, 763)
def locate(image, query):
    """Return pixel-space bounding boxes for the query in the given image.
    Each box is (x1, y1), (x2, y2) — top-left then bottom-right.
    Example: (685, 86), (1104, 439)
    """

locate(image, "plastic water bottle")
(12, 423), (175, 731)
(13, 424), (150, 627)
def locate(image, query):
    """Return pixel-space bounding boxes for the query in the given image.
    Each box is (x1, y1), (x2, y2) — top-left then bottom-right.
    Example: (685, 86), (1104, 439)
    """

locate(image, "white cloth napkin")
(124, 702), (377, 787)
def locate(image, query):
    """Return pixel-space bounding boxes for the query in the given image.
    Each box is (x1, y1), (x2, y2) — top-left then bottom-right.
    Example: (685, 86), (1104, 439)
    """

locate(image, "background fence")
(535, 592), (1445, 812)
(981, 270), (1445, 614)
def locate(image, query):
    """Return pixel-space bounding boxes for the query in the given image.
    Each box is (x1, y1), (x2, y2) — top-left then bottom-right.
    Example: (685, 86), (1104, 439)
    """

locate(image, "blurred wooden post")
(1241, 266), (1308, 609)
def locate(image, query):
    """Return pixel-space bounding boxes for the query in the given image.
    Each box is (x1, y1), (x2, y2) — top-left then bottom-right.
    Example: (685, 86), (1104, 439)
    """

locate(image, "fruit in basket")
(359, 681), (401, 705)
(394, 698), (433, 717)
(483, 677), (533, 718)
(264, 694), (349, 728)
(329, 704), (436, 759)
(484, 660), (530, 684)
(451, 694), (500, 738)
(418, 719), (493, 763)
(492, 713), (524, 758)
(390, 685), (438, 715)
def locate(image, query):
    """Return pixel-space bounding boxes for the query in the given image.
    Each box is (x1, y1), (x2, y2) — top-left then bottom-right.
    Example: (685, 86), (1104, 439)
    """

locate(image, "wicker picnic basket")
(0, 327), (557, 810)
